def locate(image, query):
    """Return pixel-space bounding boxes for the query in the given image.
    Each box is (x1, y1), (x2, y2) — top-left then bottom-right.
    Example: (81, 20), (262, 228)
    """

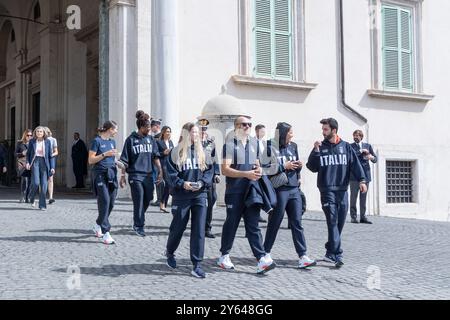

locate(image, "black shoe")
(166, 255), (177, 269)
(150, 201), (159, 207)
(205, 231), (215, 239)
(360, 218), (373, 224)
(335, 259), (344, 268)
(49, 199), (55, 205)
(191, 264), (206, 278)
(132, 226), (146, 237)
(160, 207), (170, 213)
(351, 218), (359, 224)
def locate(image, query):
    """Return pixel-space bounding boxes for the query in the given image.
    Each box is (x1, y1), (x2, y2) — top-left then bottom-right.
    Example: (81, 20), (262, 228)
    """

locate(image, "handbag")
(269, 172), (289, 189)
(266, 139), (289, 189)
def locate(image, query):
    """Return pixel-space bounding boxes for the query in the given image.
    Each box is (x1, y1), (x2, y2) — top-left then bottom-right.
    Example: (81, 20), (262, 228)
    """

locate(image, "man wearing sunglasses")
(217, 116), (276, 274)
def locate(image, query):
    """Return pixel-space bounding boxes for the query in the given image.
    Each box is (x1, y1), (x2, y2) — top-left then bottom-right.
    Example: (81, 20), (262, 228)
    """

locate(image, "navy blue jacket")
(350, 142), (377, 182)
(156, 139), (175, 160)
(306, 138), (366, 192)
(268, 140), (302, 190)
(26, 139), (55, 177)
(245, 175), (278, 213)
(202, 138), (221, 177)
(120, 132), (160, 180)
(165, 145), (214, 200)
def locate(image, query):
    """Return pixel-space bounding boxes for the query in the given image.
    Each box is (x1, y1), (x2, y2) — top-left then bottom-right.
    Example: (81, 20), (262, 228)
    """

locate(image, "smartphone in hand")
(189, 182), (202, 190)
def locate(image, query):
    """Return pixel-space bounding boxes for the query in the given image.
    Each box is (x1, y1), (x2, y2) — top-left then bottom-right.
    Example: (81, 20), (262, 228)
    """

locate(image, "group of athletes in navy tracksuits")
(87, 112), (367, 278)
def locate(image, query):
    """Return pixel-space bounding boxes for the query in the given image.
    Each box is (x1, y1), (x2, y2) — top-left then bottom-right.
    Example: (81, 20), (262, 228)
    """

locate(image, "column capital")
(109, 0), (136, 9)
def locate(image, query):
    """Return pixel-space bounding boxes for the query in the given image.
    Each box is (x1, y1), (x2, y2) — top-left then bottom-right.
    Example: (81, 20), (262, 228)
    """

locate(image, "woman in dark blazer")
(16, 129), (33, 203)
(156, 126), (174, 213)
(26, 126), (55, 210)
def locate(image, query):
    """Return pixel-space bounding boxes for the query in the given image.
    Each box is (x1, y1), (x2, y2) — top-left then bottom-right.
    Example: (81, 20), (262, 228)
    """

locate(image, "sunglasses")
(27, 134), (33, 137)
(239, 122), (252, 128)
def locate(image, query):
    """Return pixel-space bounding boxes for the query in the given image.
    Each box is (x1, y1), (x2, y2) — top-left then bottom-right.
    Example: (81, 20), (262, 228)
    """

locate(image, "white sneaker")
(298, 255), (317, 269)
(92, 224), (103, 238)
(257, 254), (276, 274)
(31, 201), (37, 208)
(102, 232), (115, 245)
(217, 254), (235, 270)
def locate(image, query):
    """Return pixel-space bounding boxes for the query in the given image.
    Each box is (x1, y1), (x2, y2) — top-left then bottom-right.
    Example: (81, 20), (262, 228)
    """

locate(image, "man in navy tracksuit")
(306, 118), (367, 267)
(217, 116), (276, 275)
(119, 116), (163, 237)
(350, 129), (377, 224)
(164, 122), (214, 278)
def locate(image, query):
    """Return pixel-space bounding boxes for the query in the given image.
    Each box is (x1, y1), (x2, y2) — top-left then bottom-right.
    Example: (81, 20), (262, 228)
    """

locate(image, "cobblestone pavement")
(1, 186), (450, 300)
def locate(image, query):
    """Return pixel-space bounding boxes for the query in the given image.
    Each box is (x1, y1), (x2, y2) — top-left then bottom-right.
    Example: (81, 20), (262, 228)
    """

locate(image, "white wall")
(172, 0), (450, 221)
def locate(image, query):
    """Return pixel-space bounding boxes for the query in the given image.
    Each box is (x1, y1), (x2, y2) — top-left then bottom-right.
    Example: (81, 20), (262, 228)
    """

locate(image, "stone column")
(108, 0), (137, 149)
(136, 0), (151, 114)
(152, 0), (179, 129)
(39, 23), (67, 185)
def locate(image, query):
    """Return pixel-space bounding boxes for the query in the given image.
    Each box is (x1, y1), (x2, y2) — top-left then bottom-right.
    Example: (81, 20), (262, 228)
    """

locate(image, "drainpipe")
(338, 0), (379, 215)
(338, 0), (369, 137)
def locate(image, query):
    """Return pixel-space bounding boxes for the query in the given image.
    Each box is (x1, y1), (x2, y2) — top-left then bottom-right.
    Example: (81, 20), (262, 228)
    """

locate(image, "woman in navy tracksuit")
(156, 126), (174, 213)
(89, 121), (119, 245)
(165, 122), (214, 279)
(26, 126), (55, 210)
(119, 111), (163, 237)
(264, 122), (316, 269)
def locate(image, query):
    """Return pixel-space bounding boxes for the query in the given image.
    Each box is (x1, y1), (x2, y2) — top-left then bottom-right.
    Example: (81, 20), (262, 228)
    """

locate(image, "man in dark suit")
(71, 132), (88, 188)
(0, 142), (8, 185)
(349, 130), (377, 224)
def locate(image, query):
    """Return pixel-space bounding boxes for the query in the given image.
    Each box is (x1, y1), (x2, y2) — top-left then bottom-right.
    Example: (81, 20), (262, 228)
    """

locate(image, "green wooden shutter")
(274, 0), (292, 78)
(254, 0), (292, 79)
(255, 0), (272, 77)
(400, 9), (413, 91)
(382, 5), (413, 92)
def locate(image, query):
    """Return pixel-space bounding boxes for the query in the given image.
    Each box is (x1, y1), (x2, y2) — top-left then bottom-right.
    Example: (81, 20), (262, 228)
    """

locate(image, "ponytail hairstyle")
(97, 120), (118, 134)
(274, 122), (292, 148)
(173, 122), (207, 171)
(135, 110), (151, 129)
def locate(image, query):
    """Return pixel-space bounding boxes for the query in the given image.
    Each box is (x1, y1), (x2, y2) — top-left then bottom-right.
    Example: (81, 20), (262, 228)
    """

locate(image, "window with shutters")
(253, 0), (293, 80)
(368, 0), (432, 100)
(235, 0), (316, 90)
(382, 5), (413, 92)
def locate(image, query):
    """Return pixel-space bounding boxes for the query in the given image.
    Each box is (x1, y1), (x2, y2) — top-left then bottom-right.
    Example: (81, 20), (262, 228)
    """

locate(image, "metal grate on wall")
(386, 160), (414, 203)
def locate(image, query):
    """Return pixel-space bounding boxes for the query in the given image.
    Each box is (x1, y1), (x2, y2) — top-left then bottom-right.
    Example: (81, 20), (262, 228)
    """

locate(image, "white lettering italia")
(320, 154), (347, 167)
(132, 144), (153, 155)
(182, 158), (199, 171)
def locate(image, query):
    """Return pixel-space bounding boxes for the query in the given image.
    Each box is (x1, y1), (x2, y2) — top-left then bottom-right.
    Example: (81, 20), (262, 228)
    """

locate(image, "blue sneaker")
(166, 254), (177, 269)
(335, 256), (344, 268)
(323, 254), (336, 263)
(132, 226), (146, 237)
(191, 265), (206, 278)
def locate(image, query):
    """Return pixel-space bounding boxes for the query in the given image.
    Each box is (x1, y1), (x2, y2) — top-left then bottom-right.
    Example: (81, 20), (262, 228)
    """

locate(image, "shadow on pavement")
(0, 234), (97, 244)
